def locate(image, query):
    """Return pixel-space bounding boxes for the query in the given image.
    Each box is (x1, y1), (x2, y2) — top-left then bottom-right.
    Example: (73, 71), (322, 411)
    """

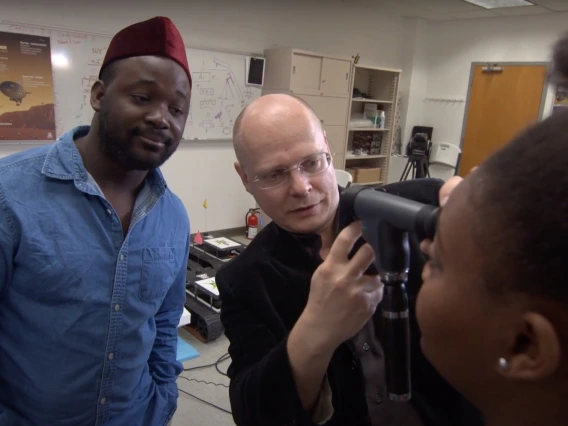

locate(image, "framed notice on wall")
(0, 30), (56, 141)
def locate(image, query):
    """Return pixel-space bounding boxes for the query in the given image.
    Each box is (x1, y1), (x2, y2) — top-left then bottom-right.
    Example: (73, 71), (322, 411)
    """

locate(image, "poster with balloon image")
(0, 30), (56, 141)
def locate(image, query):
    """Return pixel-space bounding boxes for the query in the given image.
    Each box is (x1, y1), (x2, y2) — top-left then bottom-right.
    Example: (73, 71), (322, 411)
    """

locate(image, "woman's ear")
(498, 312), (561, 381)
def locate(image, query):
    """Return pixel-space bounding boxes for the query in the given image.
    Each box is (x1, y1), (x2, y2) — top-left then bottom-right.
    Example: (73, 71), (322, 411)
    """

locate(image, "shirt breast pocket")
(139, 247), (180, 303)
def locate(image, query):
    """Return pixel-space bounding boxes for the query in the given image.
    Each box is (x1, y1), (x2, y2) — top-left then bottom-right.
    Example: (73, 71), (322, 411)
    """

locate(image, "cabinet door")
(324, 125), (347, 169)
(320, 58), (351, 97)
(291, 53), (322, 96)
(296, 94), (349, 126)
(332, 152), (345, 170)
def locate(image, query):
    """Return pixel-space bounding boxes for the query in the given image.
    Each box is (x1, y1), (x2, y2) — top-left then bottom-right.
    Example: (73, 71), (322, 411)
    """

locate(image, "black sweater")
(216, 178), (485, 426)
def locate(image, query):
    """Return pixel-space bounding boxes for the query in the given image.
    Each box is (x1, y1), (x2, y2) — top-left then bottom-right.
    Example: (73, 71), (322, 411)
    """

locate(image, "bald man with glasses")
(215, 94), (483, 426)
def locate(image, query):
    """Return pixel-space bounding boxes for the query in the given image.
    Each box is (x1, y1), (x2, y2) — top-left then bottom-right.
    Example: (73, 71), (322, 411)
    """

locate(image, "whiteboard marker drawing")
(212, 57), (231, 69)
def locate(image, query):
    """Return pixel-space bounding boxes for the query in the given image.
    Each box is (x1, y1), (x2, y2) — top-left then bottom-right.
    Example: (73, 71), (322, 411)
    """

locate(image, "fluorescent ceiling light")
(462, 0), (535, 9)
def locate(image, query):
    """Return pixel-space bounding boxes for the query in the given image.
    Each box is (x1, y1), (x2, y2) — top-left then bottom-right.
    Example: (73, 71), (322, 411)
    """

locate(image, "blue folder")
(176, 335), (200, 363)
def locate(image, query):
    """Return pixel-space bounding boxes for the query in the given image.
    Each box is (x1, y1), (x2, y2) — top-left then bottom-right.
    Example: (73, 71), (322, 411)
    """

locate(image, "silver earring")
(498, 357), (510, 371)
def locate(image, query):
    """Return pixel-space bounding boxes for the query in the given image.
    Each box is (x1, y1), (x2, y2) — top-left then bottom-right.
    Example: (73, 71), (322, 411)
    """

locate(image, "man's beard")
(97, 108), (175, 171)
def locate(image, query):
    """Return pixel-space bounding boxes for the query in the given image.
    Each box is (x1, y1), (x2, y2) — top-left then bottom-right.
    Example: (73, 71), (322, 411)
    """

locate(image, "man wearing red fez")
(0, 17), (192, 425)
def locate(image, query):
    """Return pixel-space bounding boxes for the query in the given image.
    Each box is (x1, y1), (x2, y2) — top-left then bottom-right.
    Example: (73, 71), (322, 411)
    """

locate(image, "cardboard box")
(345, 167), (382, 183)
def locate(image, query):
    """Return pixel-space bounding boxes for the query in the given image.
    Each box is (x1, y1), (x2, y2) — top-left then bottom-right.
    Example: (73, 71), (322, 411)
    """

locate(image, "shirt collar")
(41, 125), (168, 194)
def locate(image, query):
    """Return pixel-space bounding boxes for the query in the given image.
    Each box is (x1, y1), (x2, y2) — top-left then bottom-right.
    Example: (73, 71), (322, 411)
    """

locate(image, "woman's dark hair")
(472, 109), (568, 305)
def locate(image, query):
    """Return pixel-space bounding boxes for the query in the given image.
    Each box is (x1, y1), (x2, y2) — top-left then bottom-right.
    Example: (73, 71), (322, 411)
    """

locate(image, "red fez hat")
(99, 16), (192, 88)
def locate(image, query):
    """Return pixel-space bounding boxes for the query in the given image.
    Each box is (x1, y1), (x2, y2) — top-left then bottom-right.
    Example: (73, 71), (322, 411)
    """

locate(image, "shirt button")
(106, 209), (112, 215)
(114, 304), (120, 311)
(374, 394), (383, 404)
(363, 342), (370, 351)
(100, 397), (107, 405)
(108, 353), (114, 360)
(119, 254), (125, 261)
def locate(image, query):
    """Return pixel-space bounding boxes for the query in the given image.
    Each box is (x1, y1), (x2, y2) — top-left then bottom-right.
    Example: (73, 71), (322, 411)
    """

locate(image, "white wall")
(0, 0), (408, 232)
(398, 18), (430, 150)
(418, 12), (568, 153)
(5, 0), (566, 217)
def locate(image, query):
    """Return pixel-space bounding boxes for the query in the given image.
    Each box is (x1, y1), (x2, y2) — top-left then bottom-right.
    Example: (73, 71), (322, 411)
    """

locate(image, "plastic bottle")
(378, 110), (386, 129)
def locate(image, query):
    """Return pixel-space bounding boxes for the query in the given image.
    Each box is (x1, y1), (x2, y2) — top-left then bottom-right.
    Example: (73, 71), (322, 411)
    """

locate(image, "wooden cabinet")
(289, 54), (351, 97)
(264, 48), (352, 98)
(263, 47), (353, 169)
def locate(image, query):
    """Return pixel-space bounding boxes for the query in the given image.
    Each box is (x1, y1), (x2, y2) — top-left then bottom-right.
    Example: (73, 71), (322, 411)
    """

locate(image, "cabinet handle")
(322, 80), (326, 83)
(293, 65), (296, 74)
(346, 73), (348, 80)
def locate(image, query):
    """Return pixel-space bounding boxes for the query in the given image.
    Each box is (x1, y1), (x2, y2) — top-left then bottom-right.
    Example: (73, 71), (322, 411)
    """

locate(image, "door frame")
(456, 61), (551, 173)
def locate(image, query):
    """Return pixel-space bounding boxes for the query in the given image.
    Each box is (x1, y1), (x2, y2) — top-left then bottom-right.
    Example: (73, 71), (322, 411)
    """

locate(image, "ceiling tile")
(387, 0), (481, 15)
(421, 0), (488, 13)
(491, 5), (552, 14)
(531, 0), (568, 11)
(415, 12), (456, 21)
(462, 0), (537, 8)
(446, 10), (501, 18)
(337, 0), (568, 16)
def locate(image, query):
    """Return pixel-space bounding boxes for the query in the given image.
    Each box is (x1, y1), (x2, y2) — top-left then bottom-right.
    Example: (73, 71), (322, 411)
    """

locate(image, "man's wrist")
(291, 312), (336, 359)
(287, 312), (336, 415)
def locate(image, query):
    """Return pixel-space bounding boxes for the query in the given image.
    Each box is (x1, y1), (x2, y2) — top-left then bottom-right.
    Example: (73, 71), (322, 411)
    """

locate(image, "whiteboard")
(0, 22), (262, 141)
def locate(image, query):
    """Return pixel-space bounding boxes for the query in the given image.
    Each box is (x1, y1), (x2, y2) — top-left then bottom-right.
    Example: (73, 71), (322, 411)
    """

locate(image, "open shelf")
(352, 98), (393, 104)
(346, 63), (401, 183)
(345, 154), (387, 160)
(348, 127), (389, 132)
(352, 181), (384, 186)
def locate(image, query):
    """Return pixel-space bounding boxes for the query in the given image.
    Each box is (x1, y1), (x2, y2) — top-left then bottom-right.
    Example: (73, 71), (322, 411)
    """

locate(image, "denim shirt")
(0, 126), (190, 426)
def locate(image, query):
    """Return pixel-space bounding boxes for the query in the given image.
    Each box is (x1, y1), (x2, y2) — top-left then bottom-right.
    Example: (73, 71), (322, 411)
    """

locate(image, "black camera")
(407, 133), (431, 157)
(400, 126), (434, 181)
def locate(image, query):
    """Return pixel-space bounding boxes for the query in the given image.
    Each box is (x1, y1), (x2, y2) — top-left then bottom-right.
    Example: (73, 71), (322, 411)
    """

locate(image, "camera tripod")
(400, 154), (430, 181)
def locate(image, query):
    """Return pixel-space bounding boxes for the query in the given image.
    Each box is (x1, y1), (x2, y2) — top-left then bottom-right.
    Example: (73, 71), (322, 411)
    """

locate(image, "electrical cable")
(183, 352), (230, 373)
(178, 388), (232, 415)
(179, 376), (228, 388)
(179, 352), (232, 415)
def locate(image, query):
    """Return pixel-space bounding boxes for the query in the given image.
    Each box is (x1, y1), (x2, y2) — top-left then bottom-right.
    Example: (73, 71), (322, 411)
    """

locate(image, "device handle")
(377, 220), (411, 401)
(382, 280), (411, 401)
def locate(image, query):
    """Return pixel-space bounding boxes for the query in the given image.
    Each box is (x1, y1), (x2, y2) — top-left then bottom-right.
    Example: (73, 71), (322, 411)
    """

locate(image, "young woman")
(416, 107), (568, 426)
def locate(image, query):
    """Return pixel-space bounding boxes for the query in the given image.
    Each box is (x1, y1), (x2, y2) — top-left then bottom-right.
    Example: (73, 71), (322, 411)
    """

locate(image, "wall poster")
(0, 30), (56, 141)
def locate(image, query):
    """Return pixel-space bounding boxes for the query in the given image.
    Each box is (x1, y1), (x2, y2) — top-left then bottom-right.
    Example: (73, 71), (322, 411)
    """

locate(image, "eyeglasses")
(250, 152), (332, 189)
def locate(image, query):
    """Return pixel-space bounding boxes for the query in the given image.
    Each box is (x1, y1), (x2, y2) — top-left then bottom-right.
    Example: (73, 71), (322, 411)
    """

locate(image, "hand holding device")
(301, 220), (384, 352)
